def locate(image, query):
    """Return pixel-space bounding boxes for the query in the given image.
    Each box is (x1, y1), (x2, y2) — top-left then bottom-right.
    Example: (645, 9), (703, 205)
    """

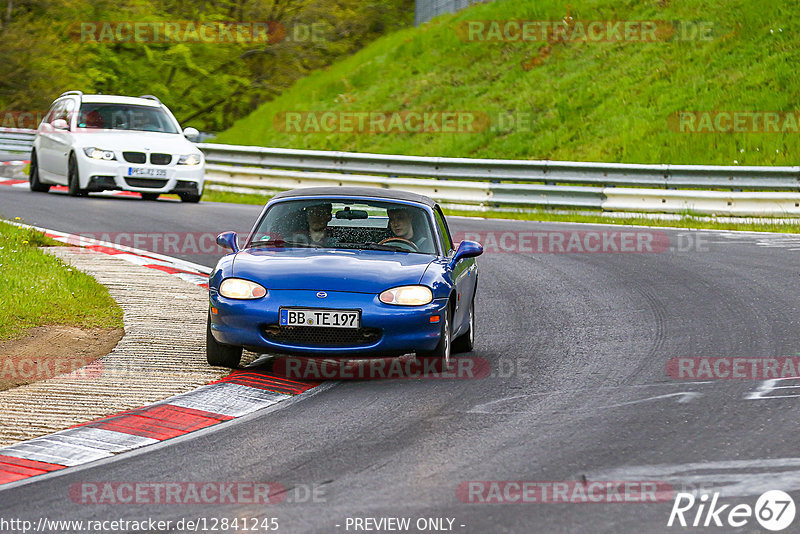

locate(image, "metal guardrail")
(0, 129), (36, 154)
(3, 127), (800, 216)
(197, 143), (800, 216)
(198, 143), (800, 191)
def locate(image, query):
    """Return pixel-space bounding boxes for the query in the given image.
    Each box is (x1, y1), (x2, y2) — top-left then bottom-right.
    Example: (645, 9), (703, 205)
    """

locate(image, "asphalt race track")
(2, 187), (800, 533)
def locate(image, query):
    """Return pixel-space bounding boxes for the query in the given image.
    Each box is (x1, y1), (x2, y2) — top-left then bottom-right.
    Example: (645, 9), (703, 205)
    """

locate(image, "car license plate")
(280, 308), (360, 328)
(128, 167), (167, 178)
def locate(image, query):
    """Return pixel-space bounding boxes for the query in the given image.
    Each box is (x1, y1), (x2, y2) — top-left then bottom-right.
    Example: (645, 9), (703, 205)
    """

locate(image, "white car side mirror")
(52, 118), (69, 130)
(183, 127), (200, 141)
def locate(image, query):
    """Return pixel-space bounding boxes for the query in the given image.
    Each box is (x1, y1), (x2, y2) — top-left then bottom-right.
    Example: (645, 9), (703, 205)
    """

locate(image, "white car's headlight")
(178, 153), (202, 165)
(379, 285), (433, 306)
(83, 147), (116, 160)
(219, 278), (267, 299)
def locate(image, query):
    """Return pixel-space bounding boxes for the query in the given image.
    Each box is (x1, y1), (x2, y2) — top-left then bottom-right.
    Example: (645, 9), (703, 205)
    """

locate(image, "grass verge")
(0, 219), (124, 340)
(203, 188), (273, 205)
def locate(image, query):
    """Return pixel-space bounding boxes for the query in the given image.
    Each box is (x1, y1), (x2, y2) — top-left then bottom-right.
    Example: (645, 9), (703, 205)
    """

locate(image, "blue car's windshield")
(249, 199), (437, 255)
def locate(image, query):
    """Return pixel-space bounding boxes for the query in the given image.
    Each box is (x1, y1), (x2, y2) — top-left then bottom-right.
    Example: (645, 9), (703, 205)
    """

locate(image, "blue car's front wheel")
(453, 296), (475, 354)
(206, 313), (243, 368)
(417, 307), (452, 370)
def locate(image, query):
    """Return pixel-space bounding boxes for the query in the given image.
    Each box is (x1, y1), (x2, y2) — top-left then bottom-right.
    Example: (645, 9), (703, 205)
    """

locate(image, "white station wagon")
(30, 91), (205, 202)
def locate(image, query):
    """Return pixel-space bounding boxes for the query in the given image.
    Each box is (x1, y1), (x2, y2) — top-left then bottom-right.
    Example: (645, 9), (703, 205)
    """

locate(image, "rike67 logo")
(668, 490), (796, 531)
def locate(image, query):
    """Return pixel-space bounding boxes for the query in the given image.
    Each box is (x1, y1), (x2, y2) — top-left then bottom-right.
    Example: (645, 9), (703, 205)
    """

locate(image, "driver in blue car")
(386, 207), (430, 251)
(296, 202), (337, 246)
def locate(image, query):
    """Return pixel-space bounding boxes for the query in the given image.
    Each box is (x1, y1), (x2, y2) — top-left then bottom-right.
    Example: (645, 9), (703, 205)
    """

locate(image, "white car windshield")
(77, 103), (179, 134)
(250, 199), (437, 255)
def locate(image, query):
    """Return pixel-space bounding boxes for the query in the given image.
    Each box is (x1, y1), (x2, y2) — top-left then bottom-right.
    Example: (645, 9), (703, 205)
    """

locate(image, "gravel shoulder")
(0, 326), (123, 391)
(0, 247), (227, 446)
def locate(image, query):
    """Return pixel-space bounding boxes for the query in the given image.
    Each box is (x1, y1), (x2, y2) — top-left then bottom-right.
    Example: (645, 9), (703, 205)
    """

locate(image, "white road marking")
(595, 392), (702, 409)
(468, 383), (711, 414)
(592, 458), (800, 498)
(746, 377), (800, 400)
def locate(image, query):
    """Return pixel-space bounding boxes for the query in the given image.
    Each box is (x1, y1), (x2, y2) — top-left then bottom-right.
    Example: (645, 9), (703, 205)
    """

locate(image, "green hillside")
(0, 1), (413, 132)
(215, 0), (800, 166)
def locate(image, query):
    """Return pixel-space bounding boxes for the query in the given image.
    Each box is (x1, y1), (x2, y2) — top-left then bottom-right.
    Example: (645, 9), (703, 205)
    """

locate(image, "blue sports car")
(207, 187), (483, 369)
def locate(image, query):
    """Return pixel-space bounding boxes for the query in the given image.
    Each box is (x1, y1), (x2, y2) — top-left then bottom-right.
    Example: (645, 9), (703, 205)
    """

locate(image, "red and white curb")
(0, 373), (320, 485)
(0, 222), (326, 487)
(25, 224), (213, 288)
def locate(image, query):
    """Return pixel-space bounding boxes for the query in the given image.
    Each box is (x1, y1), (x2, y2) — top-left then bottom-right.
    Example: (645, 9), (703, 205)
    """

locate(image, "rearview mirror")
(335, 208), (368, 220)
(216, 231), (239, 253)
(450, 240), (483, 267)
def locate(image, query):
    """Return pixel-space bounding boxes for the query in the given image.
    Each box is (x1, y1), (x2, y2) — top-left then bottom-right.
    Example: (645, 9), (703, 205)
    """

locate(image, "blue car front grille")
(261, 324), (382, 347)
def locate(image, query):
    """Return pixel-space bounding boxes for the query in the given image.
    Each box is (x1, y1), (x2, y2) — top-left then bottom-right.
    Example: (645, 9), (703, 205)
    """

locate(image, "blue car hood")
(232, 248), (436, 293)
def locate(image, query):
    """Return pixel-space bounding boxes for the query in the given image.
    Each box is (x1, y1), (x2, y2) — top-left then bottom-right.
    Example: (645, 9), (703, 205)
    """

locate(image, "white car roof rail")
(138, 95), (162, 104)
(58, 90), (83, 98)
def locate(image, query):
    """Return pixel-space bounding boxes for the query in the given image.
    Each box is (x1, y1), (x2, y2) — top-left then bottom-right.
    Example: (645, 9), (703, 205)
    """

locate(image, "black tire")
(206, 314), (242, 368)
(418, 306), (452, 370)
(452, 296), (475, 354)
(179, 192), (202, 203)
(29, 152), (50, 192)
(141, 193), (160, 201)
(67, 154), (86, 197)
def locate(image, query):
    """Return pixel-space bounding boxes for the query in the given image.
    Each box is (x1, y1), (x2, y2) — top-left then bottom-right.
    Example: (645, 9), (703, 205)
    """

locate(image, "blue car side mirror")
(216, 231), (239, 253)
(450, 240), (483, 267)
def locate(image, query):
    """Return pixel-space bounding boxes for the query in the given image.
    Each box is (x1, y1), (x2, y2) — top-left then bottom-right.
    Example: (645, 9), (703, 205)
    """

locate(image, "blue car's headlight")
(379, 285), (433, 306)
(219, 278), (267, 299)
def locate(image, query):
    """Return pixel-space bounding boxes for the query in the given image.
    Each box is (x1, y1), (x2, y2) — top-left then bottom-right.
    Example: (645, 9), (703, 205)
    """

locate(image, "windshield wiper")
(249, 239), (321, 248)
(337, 242), (408, 252)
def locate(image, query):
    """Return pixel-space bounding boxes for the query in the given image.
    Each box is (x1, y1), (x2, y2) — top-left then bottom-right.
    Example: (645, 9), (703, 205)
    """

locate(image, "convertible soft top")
(272, 187), (437, 208)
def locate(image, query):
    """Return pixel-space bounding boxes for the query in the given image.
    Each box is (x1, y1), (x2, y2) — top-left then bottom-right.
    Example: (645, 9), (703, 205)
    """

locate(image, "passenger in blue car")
(386, 207), (431, 252)
(294, 202), (338, 246)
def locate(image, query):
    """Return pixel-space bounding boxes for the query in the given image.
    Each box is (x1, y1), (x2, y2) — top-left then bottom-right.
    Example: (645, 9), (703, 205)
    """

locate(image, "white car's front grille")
(150, 153), (172, 165)
(125, 178), (168, 189)
(123, 152), (146, 164)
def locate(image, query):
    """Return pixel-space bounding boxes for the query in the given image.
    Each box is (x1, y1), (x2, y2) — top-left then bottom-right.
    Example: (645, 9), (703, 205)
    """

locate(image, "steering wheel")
(379, 237), (419, 252)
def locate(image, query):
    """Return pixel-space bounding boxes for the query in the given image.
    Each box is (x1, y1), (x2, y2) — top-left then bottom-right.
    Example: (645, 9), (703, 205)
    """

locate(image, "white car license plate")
(280, 308), (360, 328)
(128, 167), (167, 178)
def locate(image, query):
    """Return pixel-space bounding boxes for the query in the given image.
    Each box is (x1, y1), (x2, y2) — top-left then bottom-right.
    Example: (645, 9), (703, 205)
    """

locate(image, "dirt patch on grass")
(0, 326), (124, 391)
